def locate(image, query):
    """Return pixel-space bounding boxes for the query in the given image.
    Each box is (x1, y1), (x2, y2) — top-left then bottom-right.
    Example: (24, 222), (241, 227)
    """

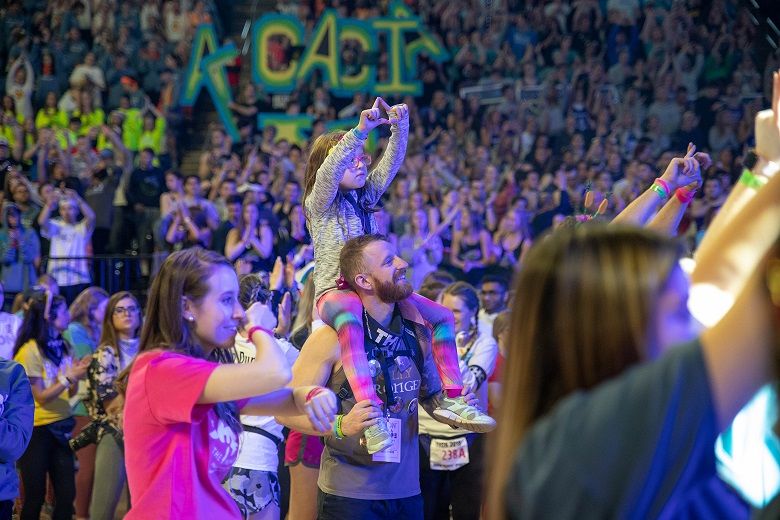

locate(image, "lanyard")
(344, 191), (372, 235)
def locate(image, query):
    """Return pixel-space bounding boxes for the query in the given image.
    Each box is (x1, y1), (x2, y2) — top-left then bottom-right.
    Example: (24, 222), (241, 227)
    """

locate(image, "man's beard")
(374, 276), (413, 303)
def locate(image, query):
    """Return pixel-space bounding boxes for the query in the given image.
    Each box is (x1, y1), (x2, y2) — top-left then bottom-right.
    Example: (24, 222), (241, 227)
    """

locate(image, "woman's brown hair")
(117, 247), (240, 433)
(302, 130), (346, 219)
(98, 291), (141, 361)
(487, 224), (682, 518)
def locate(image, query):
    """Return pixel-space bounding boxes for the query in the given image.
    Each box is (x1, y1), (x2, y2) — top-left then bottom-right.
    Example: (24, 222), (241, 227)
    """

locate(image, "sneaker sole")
(432, 409), (497, 433)
(366, 436), (394, 454)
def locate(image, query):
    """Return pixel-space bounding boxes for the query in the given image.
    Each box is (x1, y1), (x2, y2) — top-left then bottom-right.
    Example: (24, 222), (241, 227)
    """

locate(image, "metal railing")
(41, 253), (167, 294)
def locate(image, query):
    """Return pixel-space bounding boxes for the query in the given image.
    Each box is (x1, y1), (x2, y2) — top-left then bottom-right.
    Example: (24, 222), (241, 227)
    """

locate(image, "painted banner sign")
(181, 2), (448, 141)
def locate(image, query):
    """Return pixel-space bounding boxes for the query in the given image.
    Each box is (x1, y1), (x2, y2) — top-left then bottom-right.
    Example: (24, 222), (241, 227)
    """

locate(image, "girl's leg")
(73, 416), (96, 520)
(288, 464), (320, 520)
(408, 293), (463, 394)
(49, 430), (76, 520)
(317, 290), (381, 405)
(89, 434), (126, 520)
(408, 293), (496, 432)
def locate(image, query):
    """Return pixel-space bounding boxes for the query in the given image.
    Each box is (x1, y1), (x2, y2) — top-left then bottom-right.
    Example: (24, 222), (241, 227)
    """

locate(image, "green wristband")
(650, 184), (668, 200)
(333, 414), (345, 439)
(739, 169), (767, 190)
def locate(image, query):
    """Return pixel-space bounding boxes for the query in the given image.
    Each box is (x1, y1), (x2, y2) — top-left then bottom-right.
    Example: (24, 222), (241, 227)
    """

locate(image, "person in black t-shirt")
(126, 148), (164, 266)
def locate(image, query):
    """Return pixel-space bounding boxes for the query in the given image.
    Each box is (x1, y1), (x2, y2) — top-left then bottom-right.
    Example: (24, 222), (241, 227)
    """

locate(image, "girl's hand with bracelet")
(357, 97), (393, 134)
(300, 386), (338, 433)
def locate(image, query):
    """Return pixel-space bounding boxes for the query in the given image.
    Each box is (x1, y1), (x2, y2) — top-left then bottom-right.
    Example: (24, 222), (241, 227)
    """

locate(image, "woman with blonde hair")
(63, 286), (109, 520)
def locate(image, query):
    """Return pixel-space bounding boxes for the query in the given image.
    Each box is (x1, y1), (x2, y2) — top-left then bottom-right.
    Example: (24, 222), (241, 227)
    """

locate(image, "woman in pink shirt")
(120, 247), (337, 519)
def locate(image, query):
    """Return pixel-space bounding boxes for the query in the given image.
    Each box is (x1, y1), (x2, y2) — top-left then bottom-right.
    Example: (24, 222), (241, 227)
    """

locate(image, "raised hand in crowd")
(612, 142), (703, 228)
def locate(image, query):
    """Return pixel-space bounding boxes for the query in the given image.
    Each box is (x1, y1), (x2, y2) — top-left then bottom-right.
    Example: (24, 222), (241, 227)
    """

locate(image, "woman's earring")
(185, 315), (195, 322)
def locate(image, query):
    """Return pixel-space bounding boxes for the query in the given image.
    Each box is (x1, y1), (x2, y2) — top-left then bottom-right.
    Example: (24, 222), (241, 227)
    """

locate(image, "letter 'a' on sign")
(181, 24), (220, 105)
(335, 18), (377, 96)
(296, 11), (340, 88)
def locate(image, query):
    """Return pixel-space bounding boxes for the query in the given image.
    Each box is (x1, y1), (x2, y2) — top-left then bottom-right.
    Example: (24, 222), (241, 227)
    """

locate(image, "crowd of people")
(0, 0), (776, 305)
(0, 0), (223, 297)
(0, 0), (779, 519)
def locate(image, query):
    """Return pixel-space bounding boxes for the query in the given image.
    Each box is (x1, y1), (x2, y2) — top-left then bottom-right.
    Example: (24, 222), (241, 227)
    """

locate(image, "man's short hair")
(480, 274), (509, 291)
(339, 234), (387, 291)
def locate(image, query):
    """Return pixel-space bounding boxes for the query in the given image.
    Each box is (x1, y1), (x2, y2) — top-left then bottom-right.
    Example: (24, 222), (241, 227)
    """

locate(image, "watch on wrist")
(58, 374), (72, 389)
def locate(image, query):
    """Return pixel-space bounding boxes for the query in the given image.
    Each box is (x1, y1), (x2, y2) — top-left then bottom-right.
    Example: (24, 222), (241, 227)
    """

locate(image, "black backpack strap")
(242, 424), (283, 447)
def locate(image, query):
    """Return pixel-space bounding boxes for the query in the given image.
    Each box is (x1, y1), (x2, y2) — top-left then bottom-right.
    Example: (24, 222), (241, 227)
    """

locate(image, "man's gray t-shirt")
(506, 340), (723, 519)
(318, 307), (442, 500)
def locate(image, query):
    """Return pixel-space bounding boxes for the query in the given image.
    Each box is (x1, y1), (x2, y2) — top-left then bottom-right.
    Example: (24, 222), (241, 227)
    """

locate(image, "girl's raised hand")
(357, 97), (392, 133)
(388, 102), (409, 125)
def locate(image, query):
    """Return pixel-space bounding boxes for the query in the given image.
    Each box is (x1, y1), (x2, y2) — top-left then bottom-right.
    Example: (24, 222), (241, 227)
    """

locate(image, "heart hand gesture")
(357, 97), (394, 133)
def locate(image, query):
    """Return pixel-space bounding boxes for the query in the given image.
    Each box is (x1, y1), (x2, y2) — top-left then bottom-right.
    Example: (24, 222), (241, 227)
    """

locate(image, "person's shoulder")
(307, 325), (338, 345)
(14, 339), (39, 360)
(94, 343), (116, 357)
(302, 325), (339, 358)
(475, 329), (498, 349)
(0, 358), (26, 378)
(0, 311), (21, 325)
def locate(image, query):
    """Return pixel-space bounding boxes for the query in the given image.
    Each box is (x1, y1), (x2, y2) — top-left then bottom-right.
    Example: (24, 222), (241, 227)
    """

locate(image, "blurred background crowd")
(0, 0), (777, 309)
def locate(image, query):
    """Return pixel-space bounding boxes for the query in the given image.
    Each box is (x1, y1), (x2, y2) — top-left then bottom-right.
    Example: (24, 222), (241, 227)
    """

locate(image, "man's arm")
(71, 190), (96, 232)
(37, 195), (57, 233)
(275, 326), (382, 437)
(275, 327), (339, 435)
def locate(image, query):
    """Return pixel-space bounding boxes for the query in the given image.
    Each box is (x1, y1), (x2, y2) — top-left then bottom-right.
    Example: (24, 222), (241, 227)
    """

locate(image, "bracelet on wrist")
(333, 414), (345, 439)
(305, 386), (326, 403)
(352, 127), (369, 140)
(58, 374), (72, 389)
(650, 183), (668, 200)
(739, 168), (768, 190)
(652, 178), (671, 198)
(674, 187), (697, 204)
(247, 325), (274, 343)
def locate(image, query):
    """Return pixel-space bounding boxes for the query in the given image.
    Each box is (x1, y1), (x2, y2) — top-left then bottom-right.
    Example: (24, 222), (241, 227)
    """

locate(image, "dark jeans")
(17, 424), (76, 520)
(0, 500), (12, 520)
(317, 491), (423, 520)
(419, 434), (485, 520)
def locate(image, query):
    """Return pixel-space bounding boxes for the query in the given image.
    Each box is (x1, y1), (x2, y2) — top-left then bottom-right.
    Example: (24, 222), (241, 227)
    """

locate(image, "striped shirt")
(305, 122), (408, 302)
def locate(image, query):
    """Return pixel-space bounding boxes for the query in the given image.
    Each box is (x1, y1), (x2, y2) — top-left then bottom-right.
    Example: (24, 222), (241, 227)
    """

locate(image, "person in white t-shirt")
(419, 281), (498, 520)
(224, 273), (297, 520)
(38, 189), (96, 305)
(477, 275), (509, 337)
(0, 281), (22, 360)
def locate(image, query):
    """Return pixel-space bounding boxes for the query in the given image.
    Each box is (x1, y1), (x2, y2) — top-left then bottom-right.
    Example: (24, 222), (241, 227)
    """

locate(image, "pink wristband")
(675, 187), (696, 204)
(654, 177), (671, 195)
(306, 387), (326, 402)
(247, 326), (273, 343)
